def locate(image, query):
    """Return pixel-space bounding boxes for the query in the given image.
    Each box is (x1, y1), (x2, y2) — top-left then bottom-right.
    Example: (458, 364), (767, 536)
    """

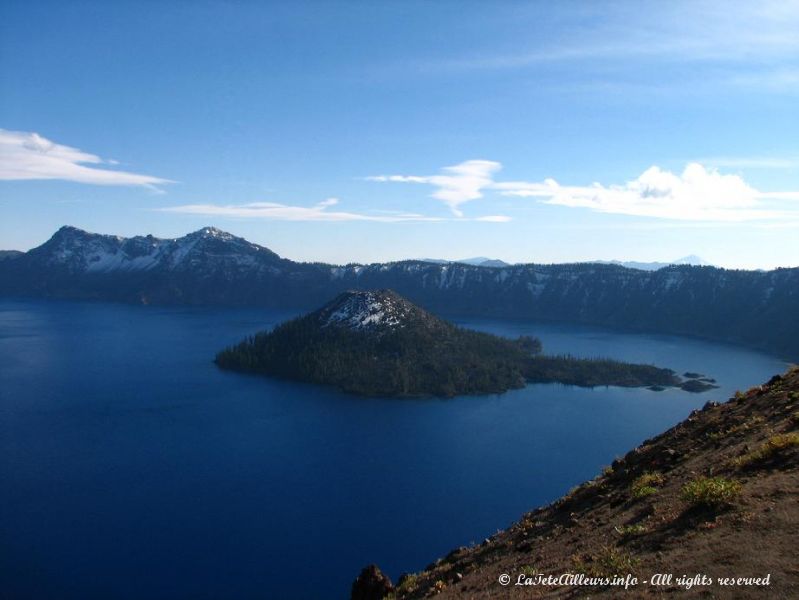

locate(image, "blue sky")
(1, 0), (798, 268)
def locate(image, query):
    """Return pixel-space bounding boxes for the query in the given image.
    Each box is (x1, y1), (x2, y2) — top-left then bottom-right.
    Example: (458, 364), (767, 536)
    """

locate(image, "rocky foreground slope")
(353, 368), (799, 599)
(1, 226), (798, 359)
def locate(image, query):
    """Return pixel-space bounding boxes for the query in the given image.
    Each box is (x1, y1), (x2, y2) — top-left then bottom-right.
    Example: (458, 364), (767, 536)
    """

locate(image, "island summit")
(215, 289), (711, 397)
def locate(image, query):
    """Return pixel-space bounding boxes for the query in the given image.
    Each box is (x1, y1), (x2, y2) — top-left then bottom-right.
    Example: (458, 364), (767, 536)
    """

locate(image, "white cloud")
(475, 215), (512, 222)
(369, 158), (799, 222)
(498, 163), (799, 222)
(367, 159), (501, 216)
(159, 198), (444, 222)
(160, 197), (512, 223)
(0, 129), (172, 190)
(316, 197), (340, 208)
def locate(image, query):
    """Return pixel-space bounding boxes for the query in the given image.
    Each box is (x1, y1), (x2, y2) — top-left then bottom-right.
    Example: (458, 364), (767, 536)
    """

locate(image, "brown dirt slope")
(362, 367), (799, 599)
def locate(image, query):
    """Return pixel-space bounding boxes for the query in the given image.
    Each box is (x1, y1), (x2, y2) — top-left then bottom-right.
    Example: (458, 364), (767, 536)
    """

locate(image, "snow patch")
(322, 291), (410, 331)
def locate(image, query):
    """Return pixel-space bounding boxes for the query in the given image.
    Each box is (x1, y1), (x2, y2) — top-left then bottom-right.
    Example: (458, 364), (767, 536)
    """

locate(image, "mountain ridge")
(595, 255), (711, 271)
(419, 257), (513, 268)
(2, 226), (797, 359)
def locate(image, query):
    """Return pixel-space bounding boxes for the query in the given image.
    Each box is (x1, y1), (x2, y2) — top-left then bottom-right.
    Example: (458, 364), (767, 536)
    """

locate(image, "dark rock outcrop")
(351, 565), (393, 600)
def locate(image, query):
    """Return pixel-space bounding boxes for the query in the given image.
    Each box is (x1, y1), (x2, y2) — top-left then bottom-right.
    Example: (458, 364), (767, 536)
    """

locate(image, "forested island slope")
(215, 290), (701, 397)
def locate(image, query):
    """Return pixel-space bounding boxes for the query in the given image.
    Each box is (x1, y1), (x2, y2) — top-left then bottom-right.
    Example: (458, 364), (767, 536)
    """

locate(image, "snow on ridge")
(45, 226), (276, 274)
(168, 235), (202, 268)
(85, 250), (161, 273)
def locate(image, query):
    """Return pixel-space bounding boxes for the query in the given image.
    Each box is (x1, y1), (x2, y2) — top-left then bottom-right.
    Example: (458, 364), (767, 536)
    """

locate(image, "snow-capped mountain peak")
(30, 225), (282, 274)
(185, 226), (237, 242)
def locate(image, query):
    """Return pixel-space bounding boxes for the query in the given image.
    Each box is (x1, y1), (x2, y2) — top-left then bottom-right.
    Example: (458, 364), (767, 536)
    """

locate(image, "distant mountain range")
(595, 255), (711, 271)
(421, 255), (708, 270)
(1, 226), (797, 359)
(419, 257), (512, 268)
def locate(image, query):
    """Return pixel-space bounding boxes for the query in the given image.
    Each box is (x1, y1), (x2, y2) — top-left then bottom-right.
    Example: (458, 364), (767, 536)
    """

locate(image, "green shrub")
(768, 432), (799, 448)
(630, 472), (664, 499)
(708, 416), (764, 441)
(734, 432), (799, 468)
(520, 565), (537, 577)
(397, 574), (418, 593)
(681, 477), (741, 508)
(614, 524), (647, 537)
(631, 486), (657, 499)
(574, 546), (638, 577)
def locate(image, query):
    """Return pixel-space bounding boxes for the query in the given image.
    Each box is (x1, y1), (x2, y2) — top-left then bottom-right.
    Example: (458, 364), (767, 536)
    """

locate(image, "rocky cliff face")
(2, 226), (798, 358)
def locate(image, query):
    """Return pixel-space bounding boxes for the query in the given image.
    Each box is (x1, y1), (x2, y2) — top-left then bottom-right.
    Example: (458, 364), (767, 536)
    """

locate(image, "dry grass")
(733, 432), (799, 468)
(573, 546), (639, 578)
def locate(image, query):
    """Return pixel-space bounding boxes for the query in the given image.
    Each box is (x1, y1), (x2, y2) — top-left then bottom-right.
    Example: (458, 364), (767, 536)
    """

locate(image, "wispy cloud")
(159, 197), (510, 223)
(725, 67), (799, 92)
(0, 129), (172, 191)
(422, 2), (799, 74)
(406, 2), (799, 97)
(497, 163), (799, 222)
(366, 159), (501, 216)
(698, 155), (799, 170)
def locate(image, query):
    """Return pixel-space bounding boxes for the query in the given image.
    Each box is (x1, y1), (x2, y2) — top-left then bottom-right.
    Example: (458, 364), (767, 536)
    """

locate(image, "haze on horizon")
(1, 1), (798, 270)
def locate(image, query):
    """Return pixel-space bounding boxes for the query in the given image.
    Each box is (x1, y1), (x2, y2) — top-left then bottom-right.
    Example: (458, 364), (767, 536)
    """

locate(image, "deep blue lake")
(0, 300), (789, 599)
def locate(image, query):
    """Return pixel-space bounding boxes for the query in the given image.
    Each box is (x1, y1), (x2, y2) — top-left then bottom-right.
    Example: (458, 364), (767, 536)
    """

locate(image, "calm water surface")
(0, 300), (788, 599)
